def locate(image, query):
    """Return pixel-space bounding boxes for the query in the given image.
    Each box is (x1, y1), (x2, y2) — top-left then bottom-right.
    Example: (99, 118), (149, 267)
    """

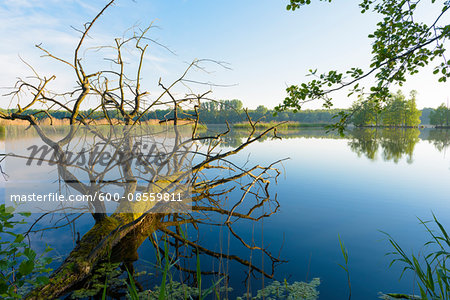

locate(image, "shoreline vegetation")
(1, 94), (448, 129)
(0, 118), (448, 130)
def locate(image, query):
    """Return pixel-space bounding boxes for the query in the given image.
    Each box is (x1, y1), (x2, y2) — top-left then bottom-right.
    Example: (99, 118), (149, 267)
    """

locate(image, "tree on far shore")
(430, 103), (450, 126)
(351, 90), (421, 127)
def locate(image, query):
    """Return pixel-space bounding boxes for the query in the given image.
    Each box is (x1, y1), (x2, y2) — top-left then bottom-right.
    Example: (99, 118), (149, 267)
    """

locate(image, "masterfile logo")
(4, 125), (193, 214)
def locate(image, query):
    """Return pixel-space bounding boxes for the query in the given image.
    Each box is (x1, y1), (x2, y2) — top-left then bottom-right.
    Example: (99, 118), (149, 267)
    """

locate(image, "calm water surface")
(3, 128), (450, 299)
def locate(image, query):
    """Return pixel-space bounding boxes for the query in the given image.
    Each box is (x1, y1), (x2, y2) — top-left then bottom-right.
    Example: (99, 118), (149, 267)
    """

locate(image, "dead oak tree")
(1, 1), (286, 298)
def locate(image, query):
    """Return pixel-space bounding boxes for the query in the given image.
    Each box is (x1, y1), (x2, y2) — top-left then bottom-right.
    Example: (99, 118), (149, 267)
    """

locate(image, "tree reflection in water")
(13, 123), (285, 299)
(348, 128), (421, 163)
(425, 129), (450, 152)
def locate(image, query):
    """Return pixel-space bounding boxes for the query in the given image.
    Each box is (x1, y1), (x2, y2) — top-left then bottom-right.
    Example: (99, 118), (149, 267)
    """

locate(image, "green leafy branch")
(0, 205), (53, 299)
(278, 0), (450, 132)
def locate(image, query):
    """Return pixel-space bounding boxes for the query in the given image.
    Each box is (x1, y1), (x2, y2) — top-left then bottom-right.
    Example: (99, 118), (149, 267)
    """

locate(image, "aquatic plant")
(237, 278), (320, 300)
(382, 214), (450, 299)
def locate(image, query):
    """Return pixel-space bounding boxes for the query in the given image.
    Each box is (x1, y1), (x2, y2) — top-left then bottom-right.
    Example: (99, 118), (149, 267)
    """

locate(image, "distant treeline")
(350, 90), (422, 127)
(0, 96), (446, 125)
(195, 101), (341, 124)
(349, 90), (450, 127)
(0, 101), (342, 125)
(409, 107), (448, 126)
(426, 103), (450, 126)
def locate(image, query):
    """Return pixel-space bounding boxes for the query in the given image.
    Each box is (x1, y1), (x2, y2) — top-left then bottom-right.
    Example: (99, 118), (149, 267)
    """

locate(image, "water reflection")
(222, 127), (448, 163)
(425, 129), (450, 152)
(3, 124), (284, 299)
(348, 128), (421, 163)
(2, 125), (450, 298)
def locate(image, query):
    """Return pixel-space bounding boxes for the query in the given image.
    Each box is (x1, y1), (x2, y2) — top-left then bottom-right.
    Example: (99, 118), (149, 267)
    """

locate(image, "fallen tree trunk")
(26, 213), (161, 299)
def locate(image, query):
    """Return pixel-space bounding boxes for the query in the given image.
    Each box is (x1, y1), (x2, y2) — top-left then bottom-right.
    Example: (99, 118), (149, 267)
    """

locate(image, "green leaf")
(197, 249), (202, 299)
(18, 260), (35, 276)
(202, 278), (224, 299)
(14, 234), (25, 243)
(0, 260), (8, 271)
(4, 206), (14, 215)
(126, 268), (139, 300)
(24, 248), (36, 260)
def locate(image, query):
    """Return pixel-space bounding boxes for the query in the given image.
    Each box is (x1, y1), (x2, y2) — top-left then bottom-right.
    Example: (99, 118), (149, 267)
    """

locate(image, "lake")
(2, 127), (450, 299)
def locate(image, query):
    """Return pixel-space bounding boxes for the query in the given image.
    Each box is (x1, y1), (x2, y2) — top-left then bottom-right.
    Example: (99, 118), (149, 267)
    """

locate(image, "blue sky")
(0, 0), (448, 109)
